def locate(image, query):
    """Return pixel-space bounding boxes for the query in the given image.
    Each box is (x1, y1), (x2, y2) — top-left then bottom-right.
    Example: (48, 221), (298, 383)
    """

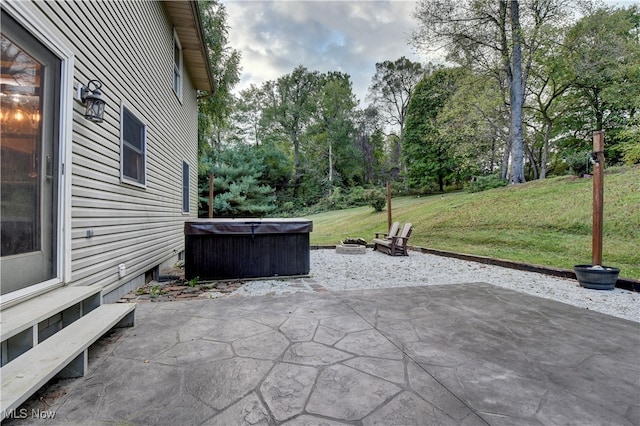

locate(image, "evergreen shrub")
(566, 151), (591, 177)
(366, 189), (386, 211)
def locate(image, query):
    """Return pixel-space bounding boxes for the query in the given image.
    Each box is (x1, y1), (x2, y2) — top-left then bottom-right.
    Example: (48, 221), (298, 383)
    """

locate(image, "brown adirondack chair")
(373, 221), (400, 241)
(372, 223), (412, 256)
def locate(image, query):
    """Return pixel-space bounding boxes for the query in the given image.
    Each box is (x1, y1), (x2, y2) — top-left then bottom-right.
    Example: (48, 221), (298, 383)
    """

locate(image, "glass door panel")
(1, 11), (60, 295)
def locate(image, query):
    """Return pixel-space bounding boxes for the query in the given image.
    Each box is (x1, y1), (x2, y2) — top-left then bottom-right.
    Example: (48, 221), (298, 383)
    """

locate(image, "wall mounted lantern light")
(79, 79), (106, 122)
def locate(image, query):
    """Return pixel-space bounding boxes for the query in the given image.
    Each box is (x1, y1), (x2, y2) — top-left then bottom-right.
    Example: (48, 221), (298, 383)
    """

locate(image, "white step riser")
(0, 303), (135, 420)
(1, 286), (102, 343)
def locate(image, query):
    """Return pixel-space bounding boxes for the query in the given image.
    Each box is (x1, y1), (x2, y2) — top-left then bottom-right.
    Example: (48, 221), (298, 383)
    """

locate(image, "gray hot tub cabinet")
(184, 218), (313, 280)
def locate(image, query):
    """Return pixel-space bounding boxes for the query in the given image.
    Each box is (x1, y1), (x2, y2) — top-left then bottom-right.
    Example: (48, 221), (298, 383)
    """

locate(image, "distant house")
(1, 1), (213, 409)
(1, 0), (213, 305)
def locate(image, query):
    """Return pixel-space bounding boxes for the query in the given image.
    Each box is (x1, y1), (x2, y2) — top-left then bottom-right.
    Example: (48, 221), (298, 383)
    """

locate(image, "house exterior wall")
(18, 1), (199, 298)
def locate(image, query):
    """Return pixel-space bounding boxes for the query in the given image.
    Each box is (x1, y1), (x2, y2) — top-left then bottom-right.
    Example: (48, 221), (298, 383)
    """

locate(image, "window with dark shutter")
(121, 106), (146, 186)
(182, 161), (189, 213)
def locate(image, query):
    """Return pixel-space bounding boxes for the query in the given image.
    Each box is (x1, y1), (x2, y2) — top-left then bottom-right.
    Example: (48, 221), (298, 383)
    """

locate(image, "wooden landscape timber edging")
(309, 246), (640, 292)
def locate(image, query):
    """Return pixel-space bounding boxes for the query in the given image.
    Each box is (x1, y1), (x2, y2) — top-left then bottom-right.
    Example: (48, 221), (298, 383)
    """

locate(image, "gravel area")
(232, 248), (639, 323)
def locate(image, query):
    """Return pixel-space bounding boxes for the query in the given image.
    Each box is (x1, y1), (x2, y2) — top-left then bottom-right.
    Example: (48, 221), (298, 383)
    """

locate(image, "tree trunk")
(541, 118), (552, 179)
(509, 0), (526, 184)
(525, 142), (538, 180)
(501, 138), (511, 180)
(390, 137), (401, 181)
(498, 1), (511, 183)
(328, 140), (333, 187)
(490, 138), (496, 174)
(292, 130), (301, 199)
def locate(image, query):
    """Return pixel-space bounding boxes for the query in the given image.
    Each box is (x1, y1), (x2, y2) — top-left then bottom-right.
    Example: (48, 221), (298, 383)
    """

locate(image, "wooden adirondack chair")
(374, 221), (400, 241)
(372, 222), (412, 256)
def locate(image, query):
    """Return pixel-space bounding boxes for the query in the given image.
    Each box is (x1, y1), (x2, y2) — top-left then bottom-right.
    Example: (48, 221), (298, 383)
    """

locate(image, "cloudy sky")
(223, 0), (635, 107)
(223, 0), (427, 106)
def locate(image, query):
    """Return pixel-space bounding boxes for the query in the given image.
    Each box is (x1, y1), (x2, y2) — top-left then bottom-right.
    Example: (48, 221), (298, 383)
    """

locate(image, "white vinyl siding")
(19, 1), (199, 292)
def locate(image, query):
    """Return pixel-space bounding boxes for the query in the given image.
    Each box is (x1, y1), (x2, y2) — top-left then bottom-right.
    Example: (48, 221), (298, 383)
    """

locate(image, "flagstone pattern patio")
(11, 283), (639, 425)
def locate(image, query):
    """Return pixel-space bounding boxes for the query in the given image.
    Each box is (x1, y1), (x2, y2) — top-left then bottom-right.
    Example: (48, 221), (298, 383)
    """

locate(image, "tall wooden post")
(592, 131), (604, 266)
(386, 181), (392, 231)
(209, 172), (214, 219)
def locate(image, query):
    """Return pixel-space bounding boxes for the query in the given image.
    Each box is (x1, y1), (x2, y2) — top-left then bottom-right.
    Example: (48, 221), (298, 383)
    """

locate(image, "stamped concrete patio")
(10, 283), (640, 425)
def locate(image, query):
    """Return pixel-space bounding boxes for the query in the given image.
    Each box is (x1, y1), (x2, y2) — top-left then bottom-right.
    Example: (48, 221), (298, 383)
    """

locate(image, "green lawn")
(308, 166), (640, 280)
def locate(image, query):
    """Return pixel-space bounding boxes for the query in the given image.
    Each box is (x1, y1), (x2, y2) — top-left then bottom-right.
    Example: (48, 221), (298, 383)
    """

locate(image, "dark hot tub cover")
(184, 218), (313, 235)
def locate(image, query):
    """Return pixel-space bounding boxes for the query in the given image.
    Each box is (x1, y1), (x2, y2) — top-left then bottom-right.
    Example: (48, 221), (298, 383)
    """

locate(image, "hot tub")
(184, 218), (313, 280)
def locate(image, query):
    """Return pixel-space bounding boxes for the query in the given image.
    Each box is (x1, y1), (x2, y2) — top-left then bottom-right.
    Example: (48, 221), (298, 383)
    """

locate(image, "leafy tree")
(404, 67), (465, 192)
(198, 145), (276, 217)
(525, 24), (573, 179)
(367, 57), (425, 180)
(618, 117), (640, 165)
(197, 0), (241, 156)
(560, 6), (640, 155)
(230, 84), (266, 146)
(438, 72), (509, 181)
(412, 0), (576, 184)
(255, 142), (293, 196)
(262, 66), (321, 199)
(355, 106), (386, 185)
(309, 72), (360, 191)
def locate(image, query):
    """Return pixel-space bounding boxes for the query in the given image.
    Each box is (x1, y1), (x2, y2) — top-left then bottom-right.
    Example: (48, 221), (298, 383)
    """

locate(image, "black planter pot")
(574, 265), (620, 290)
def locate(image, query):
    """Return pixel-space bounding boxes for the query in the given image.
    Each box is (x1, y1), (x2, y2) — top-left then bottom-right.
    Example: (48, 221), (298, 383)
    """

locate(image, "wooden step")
(1, 286), (101, 343)
(0, 303), (135, 420)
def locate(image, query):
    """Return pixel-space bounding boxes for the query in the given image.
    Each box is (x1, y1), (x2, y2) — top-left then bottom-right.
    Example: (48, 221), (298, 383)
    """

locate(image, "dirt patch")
(116, 266), (247, 303)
